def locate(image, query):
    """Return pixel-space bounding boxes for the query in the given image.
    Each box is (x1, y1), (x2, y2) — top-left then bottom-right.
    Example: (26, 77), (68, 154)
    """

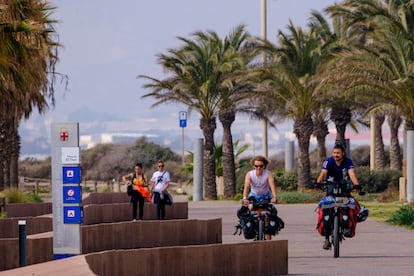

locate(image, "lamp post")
(261, 0), (268, 157)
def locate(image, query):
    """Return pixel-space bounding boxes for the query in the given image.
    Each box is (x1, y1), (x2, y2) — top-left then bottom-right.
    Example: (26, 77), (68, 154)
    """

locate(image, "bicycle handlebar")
(314, 180), (365, 195)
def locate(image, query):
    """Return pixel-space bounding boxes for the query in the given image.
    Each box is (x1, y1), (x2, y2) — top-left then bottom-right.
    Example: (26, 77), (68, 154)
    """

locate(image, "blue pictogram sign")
(63, 206), (83, 224)
(62, 166), (81, 184)
(179, 111), (187, 128)
(63, 186), (82, 204)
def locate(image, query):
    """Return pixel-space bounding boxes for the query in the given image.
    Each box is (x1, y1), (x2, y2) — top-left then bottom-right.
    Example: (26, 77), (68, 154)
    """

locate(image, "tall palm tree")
(324, 1), (414, 203)
(308, 10), (368, 154)
(259, 21), (322, 191)
(140, 28), (250, 199)
(0, 0), (60, 189)
(214, 25), (261, 199)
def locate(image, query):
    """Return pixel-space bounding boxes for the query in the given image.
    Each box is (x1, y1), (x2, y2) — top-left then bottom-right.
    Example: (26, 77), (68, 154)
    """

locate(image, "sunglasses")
(158, 165), (164, 168)
(254, 165), (264, 168)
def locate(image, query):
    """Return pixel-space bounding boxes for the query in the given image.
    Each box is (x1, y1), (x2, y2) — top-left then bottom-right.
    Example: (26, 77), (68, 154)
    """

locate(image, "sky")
(20, 0), (347, 157)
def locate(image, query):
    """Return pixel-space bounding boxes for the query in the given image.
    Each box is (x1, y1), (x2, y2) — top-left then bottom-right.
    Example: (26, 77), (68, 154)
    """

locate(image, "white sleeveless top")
(249, 169), (270, 195)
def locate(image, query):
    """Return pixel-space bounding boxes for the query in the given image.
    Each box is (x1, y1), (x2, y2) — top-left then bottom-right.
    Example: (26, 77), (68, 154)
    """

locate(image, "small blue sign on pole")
(63, 206), (83, 224)
(63, 186), (82, 204)
(62, 166), (81, 184)
(179, 111), (187, 128)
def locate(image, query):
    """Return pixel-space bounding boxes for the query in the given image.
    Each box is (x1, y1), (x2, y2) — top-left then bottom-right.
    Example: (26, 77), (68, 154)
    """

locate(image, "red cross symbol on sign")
(60, 128), (69, 141)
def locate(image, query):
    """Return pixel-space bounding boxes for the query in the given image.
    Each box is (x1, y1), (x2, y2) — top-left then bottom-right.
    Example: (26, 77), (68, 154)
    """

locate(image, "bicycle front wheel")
(333, 215), (340, 258)
(257, 219), (265, 240)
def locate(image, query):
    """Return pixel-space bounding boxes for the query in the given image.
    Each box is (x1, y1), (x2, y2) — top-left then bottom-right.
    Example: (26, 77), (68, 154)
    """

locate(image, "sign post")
(179, 111), (187, 166)
(51, 122), (82, 259)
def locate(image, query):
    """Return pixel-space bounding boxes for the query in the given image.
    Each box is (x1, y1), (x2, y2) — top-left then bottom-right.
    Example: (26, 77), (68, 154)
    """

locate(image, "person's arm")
(268, 171), (277, 203)
(162, 172), (170, 193)
(348, 168), (359, 187)
(242, 172), (251, 205)
(122, 173), (132, 184)
(149, 176), (155, 195)
(143, 175), (149, 187)
(316, 169), (327, 184)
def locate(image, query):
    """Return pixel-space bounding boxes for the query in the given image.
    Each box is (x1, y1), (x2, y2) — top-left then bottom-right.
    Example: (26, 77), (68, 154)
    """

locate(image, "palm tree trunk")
(10, 116), (20, 188)
(388, 113), (402, 171)
(293, 117), (313, 191)
(219, 111), (236, 199)
(200, 117), (217, 200)
(313, 119), (329, 169)
(374, 112), (386, 171)
(0, 119), (5, 190)
(331, 106), (351, 148)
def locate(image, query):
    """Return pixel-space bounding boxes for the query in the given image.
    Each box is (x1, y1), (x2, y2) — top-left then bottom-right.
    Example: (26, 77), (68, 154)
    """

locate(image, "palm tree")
(0, 0), (60, 189)
(214, 25), (261, 199)
(324, 0), (414, 200)
(259, 21), (322, 191)
(140, 28), (249, 199)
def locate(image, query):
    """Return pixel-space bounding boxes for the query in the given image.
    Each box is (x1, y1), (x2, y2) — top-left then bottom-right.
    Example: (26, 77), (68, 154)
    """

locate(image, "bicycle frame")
(250, 207), (271, 240)
(318, 180), (355, 258)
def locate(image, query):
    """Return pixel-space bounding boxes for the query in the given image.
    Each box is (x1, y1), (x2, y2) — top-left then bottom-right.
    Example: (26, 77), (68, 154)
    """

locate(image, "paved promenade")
(189, 201), (414, 276)
(2, 199), (414, 275)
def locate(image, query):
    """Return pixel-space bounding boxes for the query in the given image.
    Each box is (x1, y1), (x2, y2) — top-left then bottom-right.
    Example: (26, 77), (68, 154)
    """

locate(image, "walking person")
(122, 162), (151, 221)
(150, 160), (170, 220)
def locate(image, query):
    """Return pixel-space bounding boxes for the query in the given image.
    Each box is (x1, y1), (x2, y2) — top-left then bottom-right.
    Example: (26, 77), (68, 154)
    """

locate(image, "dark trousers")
(153, 192), (166, 220)
(131, 192), (145, 220)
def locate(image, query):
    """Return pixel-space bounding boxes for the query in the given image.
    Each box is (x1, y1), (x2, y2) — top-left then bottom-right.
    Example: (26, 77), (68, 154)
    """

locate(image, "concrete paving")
(2, 199), (414, 275)
(189, 201), (414, 276)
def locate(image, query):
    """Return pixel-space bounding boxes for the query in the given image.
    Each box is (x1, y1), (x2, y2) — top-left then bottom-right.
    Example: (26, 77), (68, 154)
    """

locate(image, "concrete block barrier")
(5, 203), (52, 218)
(85, 240), (288, 276)
(0, 217), (52, 238)
(0, 236), (53, 271)
(81, 218), (221, 254)
(82, 201), (188, 224)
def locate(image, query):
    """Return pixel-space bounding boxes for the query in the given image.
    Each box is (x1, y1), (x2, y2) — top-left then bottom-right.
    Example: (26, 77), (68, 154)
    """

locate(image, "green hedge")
(273, 167), (401, 193)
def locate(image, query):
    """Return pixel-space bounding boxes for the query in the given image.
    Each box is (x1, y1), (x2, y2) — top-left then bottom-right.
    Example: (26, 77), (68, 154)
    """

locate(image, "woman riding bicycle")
(242, 155), (278, 240)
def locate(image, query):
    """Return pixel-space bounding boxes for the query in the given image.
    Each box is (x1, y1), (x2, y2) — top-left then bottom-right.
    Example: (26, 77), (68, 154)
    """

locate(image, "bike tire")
(333, 215), (340, 258)
(258, 219), (265, 240)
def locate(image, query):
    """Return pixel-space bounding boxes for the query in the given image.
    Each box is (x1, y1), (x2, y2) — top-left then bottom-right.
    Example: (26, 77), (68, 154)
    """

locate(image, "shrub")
(3, 188), (43, 203)
(355, 167), (402, 193)
(386, 205), (414, 229)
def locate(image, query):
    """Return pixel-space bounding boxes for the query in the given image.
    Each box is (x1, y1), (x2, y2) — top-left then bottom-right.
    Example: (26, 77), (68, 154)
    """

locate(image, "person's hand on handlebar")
(271, 197), (277, 204)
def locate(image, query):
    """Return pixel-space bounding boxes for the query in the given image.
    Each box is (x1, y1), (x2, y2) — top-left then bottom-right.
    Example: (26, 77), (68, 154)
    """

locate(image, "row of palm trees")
(0, 0), (60, 190)
(140, 0), (414, 200)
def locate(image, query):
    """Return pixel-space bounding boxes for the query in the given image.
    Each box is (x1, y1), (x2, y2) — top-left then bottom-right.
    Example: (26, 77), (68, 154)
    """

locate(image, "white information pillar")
(407, 130), (414, 203)
(51, 122), (82, 259)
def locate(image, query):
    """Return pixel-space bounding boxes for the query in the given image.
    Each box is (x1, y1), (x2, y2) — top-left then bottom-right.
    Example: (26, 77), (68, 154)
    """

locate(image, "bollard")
(18, 220), (27, 267)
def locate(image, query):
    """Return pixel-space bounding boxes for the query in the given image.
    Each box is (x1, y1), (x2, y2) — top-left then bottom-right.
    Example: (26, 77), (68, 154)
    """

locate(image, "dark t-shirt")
(322, 156), (355, 182)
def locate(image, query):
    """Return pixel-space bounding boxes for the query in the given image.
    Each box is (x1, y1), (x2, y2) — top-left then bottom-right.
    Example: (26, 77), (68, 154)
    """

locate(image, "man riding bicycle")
(316, 144), (367, 250)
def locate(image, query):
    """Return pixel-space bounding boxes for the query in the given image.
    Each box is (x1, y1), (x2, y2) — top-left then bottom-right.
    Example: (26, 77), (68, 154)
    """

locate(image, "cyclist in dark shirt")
(316, 144), (361, 250)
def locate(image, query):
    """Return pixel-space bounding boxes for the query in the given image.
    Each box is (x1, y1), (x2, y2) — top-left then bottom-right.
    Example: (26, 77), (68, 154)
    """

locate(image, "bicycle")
(316, 180), (365, 258)
(235, 198), (284, 240)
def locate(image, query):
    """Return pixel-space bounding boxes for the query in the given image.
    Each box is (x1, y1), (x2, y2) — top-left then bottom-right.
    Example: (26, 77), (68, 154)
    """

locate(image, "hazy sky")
(20, 0), (341, 154)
